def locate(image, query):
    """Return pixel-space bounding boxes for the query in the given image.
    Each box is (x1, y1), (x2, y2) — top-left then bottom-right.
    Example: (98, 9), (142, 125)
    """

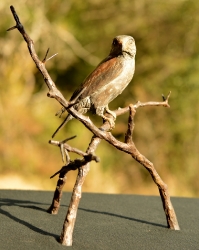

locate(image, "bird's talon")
(105, 117), (115, 130)
(105, 109), (116, 121)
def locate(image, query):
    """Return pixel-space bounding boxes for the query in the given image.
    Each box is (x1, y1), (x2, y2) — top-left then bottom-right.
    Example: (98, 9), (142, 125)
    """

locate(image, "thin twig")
(42, 48), (50, 63)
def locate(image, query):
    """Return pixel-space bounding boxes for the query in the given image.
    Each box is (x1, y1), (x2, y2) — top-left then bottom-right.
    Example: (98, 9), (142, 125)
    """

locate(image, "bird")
(52, 35), (136, 138)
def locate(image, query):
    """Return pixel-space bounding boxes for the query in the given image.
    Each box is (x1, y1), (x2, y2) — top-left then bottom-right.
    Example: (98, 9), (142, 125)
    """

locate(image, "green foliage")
(1, 0), (199, 196)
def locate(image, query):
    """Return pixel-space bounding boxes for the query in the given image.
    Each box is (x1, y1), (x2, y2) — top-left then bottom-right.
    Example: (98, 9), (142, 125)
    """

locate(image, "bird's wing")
(70, 56), (124, 101)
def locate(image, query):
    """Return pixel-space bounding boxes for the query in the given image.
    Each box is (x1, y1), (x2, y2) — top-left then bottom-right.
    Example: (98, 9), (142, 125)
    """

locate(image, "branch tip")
(9, 5), (23, 30)
(42, 48), (58, 63)
(162, 94), (166, 102)
(42, 48), (50, 63)
(167, 91), (171, 100)
(7, 25), (17, 31)
(94, 156), (100, 162)
(47, 53), (58, 62)
(162, 91), (171, 102)
(61, 135), (77, 144)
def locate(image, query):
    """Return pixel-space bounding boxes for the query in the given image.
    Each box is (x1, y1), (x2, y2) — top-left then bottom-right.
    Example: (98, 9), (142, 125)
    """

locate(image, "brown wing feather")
(70, 56), (123, 101)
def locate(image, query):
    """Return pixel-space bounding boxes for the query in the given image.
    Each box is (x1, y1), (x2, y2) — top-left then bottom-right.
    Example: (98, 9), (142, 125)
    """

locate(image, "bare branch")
(49, 138), (95, 159)
(42, 48), (58, 64)
(45, 53), (58, 63)
(124, 104), (136, 144)
(111, 92), (171, 118)
(134, 92), (171, 109)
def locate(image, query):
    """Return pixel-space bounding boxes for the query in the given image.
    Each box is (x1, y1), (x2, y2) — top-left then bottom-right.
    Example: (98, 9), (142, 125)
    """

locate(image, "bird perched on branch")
(52, 35), (136, 138)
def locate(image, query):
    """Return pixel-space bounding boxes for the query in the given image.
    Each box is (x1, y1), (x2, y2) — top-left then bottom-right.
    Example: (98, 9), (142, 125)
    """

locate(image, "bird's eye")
(112, 39), (118, 46)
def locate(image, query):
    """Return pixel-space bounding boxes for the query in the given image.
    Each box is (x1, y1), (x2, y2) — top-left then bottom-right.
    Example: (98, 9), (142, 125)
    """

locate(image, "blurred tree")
(1, 0), (199, 196)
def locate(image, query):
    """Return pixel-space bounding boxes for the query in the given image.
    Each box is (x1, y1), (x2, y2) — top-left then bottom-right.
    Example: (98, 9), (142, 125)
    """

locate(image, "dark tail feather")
(52, 114), (73, 138)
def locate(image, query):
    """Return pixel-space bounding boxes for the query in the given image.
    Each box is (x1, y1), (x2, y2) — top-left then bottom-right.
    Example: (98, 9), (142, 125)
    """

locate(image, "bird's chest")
(111, 58), (135, 92)
(91, 57), (135, 107)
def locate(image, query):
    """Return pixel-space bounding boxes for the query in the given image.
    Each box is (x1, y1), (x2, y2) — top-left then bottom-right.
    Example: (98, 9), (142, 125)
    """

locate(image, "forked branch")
(7, 6), (180, 247)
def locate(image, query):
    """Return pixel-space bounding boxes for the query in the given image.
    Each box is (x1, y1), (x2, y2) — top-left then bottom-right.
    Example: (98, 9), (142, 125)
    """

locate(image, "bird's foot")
(103, 116), (115, 130)
(104, 109), (116, 130)
(107, 117), (115, 130)
(105, 109), (116, 120)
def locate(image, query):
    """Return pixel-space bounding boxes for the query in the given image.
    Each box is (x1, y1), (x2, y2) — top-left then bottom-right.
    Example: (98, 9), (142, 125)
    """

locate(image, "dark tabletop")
(0, 190), (198, 250)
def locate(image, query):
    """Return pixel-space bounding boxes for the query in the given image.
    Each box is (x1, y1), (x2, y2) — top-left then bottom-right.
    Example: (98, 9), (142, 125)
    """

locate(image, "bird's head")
(110, 35), (136, 58)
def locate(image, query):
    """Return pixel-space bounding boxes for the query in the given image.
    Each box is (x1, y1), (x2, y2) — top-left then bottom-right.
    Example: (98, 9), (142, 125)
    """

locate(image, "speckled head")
(110, 35), (136, 57)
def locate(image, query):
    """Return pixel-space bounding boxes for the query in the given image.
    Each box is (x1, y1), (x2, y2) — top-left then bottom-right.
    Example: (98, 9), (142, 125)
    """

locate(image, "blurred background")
(0, 0), (199, 197)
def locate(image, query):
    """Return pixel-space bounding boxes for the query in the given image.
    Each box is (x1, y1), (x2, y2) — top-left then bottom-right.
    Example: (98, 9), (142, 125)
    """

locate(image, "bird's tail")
(52, 114), (73, 138)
